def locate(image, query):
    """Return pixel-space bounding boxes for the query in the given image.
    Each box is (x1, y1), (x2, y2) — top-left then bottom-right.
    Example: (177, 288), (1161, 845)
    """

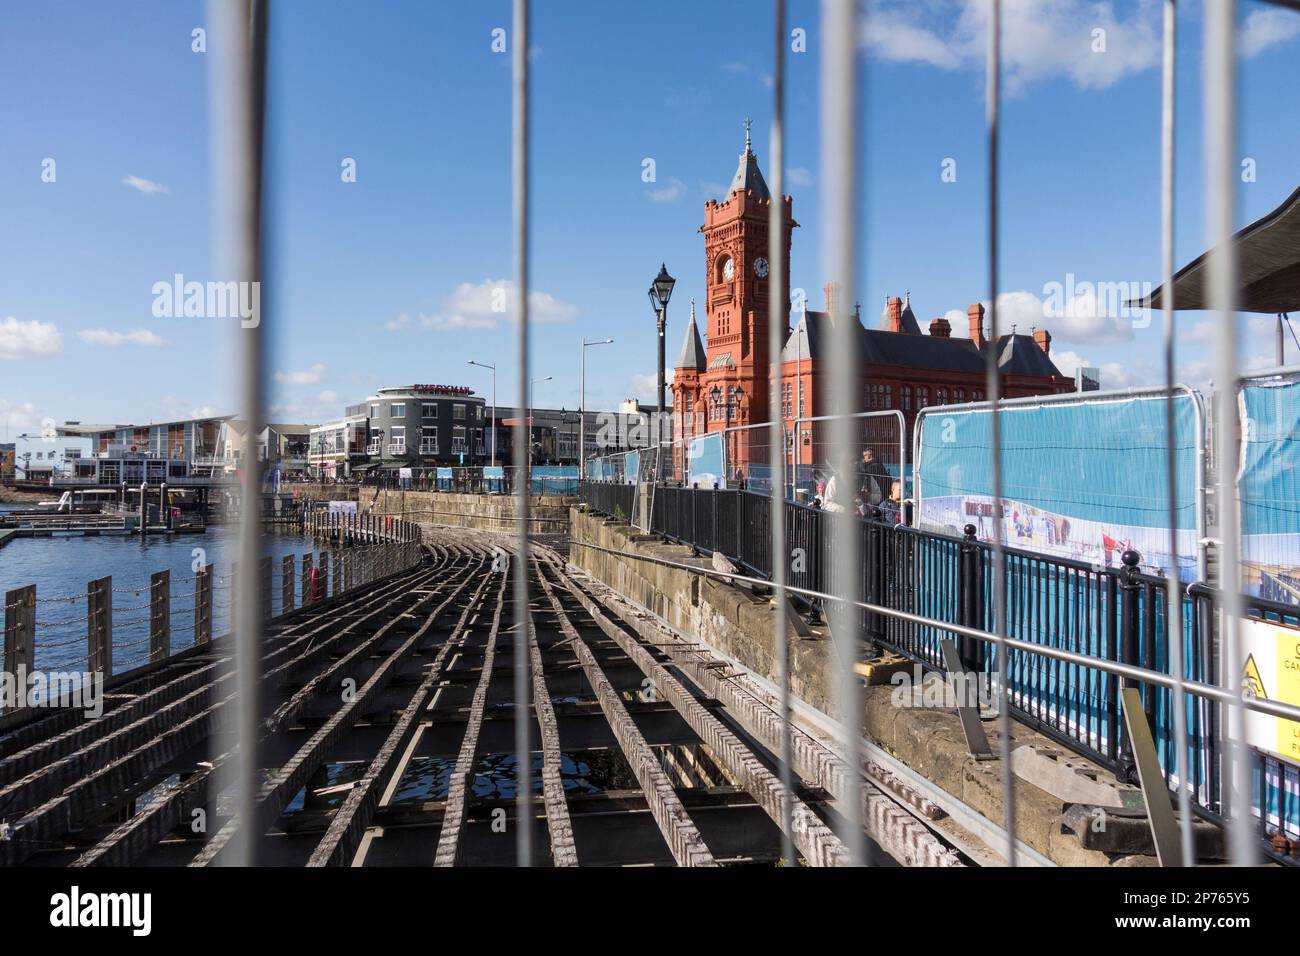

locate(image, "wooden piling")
(282, 554), (295, 614)
(301, 553), (313, 606)
(259, 556), (273, 620)
(150, 570), (170, 662)
(195, 564), (213, 645)
(3, 585), (36, 713)
(87, 576), (113, 677)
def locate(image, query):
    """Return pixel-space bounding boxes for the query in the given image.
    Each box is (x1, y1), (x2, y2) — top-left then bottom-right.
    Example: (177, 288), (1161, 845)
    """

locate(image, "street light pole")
(529, 374), (552, 482)
(468, 360), (497, 467)
(580, 337), (614, 480)
(649, 264), (676, 462)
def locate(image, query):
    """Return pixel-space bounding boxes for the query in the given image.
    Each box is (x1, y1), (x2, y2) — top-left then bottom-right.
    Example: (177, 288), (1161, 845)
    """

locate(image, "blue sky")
(2, 0), (1299, 436)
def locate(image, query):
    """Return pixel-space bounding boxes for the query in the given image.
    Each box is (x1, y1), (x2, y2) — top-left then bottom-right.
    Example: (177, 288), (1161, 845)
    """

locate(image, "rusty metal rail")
(0, 530), (963, 866)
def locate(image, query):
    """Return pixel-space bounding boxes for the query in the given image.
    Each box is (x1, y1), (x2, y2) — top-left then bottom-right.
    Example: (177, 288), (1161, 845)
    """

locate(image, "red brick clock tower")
(691, 119), (795, 471)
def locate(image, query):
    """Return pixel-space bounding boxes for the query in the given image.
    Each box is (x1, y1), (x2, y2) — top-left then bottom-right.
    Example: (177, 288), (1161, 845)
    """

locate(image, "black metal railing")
(578, 482), (1300, 860)
(581, 482), (636, 525)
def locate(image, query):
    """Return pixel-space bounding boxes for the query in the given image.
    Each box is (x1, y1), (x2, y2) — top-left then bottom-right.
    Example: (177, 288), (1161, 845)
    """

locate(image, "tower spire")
(743, 116), (753, 154)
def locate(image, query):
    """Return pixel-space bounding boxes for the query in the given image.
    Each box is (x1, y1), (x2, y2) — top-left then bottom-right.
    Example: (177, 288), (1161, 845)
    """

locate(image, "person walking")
(856, 447), (891, 505)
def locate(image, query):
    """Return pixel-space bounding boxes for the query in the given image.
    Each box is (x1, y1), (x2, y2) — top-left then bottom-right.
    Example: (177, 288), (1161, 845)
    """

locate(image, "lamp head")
(652, 263), (676, 307)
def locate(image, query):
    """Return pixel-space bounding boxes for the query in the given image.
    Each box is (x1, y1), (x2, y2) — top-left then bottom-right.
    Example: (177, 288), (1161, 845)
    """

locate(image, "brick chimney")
(967, 303), (986, 349)
(885, 296), (903, 333)
(823, 281), (839, 317)
(1033, 327), (1051, 355)
(929, 316), (952, 338)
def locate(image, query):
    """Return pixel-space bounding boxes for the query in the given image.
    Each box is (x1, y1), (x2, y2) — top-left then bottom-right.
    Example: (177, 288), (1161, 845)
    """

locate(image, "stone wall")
(567, 505), (1166, 866)
(301, 486), (573, 536)
(568, 505), (836, 715)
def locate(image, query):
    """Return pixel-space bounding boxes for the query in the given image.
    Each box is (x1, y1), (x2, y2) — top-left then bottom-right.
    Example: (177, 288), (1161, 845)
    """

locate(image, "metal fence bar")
(821, 0), (864, 866)
(511, 0), (533, 869)
(1160, 0), (1195, 866)
(567, 535), (1300, 725)
(986, 0), (1017, 865)
(1205, 0), (1252, 866)
(207, 0), (268, 868)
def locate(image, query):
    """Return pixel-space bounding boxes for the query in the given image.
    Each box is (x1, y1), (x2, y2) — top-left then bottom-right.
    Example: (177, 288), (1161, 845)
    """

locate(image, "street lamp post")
(648, 263), (676, 443)
(467, 360), (497, 468)
(529, 374), (552, 482)
(580, 337), (614, 480)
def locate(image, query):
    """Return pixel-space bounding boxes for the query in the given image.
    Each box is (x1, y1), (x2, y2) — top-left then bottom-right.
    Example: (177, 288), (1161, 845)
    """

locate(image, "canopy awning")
(1135, 184), (1300, 313)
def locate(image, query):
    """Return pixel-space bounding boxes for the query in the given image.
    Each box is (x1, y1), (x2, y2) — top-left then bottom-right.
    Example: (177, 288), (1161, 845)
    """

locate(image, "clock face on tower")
(754, 256), (769, 278)
(722, 257), (735, 281)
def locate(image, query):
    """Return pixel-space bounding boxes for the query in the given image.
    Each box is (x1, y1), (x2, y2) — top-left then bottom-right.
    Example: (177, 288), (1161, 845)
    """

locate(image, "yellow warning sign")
(1241, 620), (1300, 765)
(1243, 653), (1267, 699)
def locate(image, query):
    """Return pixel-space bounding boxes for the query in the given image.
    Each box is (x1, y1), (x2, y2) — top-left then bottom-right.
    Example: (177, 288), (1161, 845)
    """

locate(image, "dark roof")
(782, 310), (1064, 378)
(1138, 183), (1300, 313)
(726, 125), (771, 201)
(878, 295), (922, 334)
(675, 306), (706, 371)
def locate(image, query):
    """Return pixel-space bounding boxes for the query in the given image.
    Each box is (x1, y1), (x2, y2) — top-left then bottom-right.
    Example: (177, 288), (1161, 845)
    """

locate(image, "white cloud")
(189, 405), (217, 419)
(1239, 8), (1300, 58)
(1050, 348), (1089, 379)
(985, 286), (1137, 344)
(787, 167), (814, 188)
(862, 0), (1163, 94)
(77, 328), (164, 347)
(273, 362), (326, 385)
(385, 313), (411, 332)
(122, 174), (169, 196)
(0, 399), (44, 432)
(950, 286), (1136, 345)
(629, 372), (675, 404)
(0, 316), (62, 359)
(317, 389), (338, 404)
(647, 177), (688, 204)
(415, 279), (578, 332)
(1050, 349), (1158, 389)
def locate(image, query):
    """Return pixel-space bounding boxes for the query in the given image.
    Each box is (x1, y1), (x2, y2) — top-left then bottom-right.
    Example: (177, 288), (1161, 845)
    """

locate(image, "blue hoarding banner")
(1240, 377), (1300, 604)
(686, 432), (726, 489)
(917, 393), (1200, 580)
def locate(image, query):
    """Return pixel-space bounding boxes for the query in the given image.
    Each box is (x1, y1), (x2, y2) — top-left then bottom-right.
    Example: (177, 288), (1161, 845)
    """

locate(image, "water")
(0, 517), (316, 674)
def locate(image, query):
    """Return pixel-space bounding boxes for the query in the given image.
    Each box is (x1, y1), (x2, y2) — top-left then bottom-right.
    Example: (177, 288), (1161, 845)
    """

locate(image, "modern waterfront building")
(308, 415), (369, 479)
(14, 432), (93, 482)
(346, 384), (488, 475)
(260, 424), (312, 477)
(488, 400), (666, 466)
(59, 416), (228, 466)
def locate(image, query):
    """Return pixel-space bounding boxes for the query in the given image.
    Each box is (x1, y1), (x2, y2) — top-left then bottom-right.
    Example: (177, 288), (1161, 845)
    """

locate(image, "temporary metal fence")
(790, 411), (906, 507)
(912, 386), (1208, 581)
(185, 0), (1297, 867)
(580, 481), (1300, 859)
(589, 411), (904, 509)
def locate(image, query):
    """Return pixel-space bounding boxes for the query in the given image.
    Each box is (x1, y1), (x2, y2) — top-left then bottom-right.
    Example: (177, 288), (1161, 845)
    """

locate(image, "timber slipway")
(0, 527), (974, 868)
